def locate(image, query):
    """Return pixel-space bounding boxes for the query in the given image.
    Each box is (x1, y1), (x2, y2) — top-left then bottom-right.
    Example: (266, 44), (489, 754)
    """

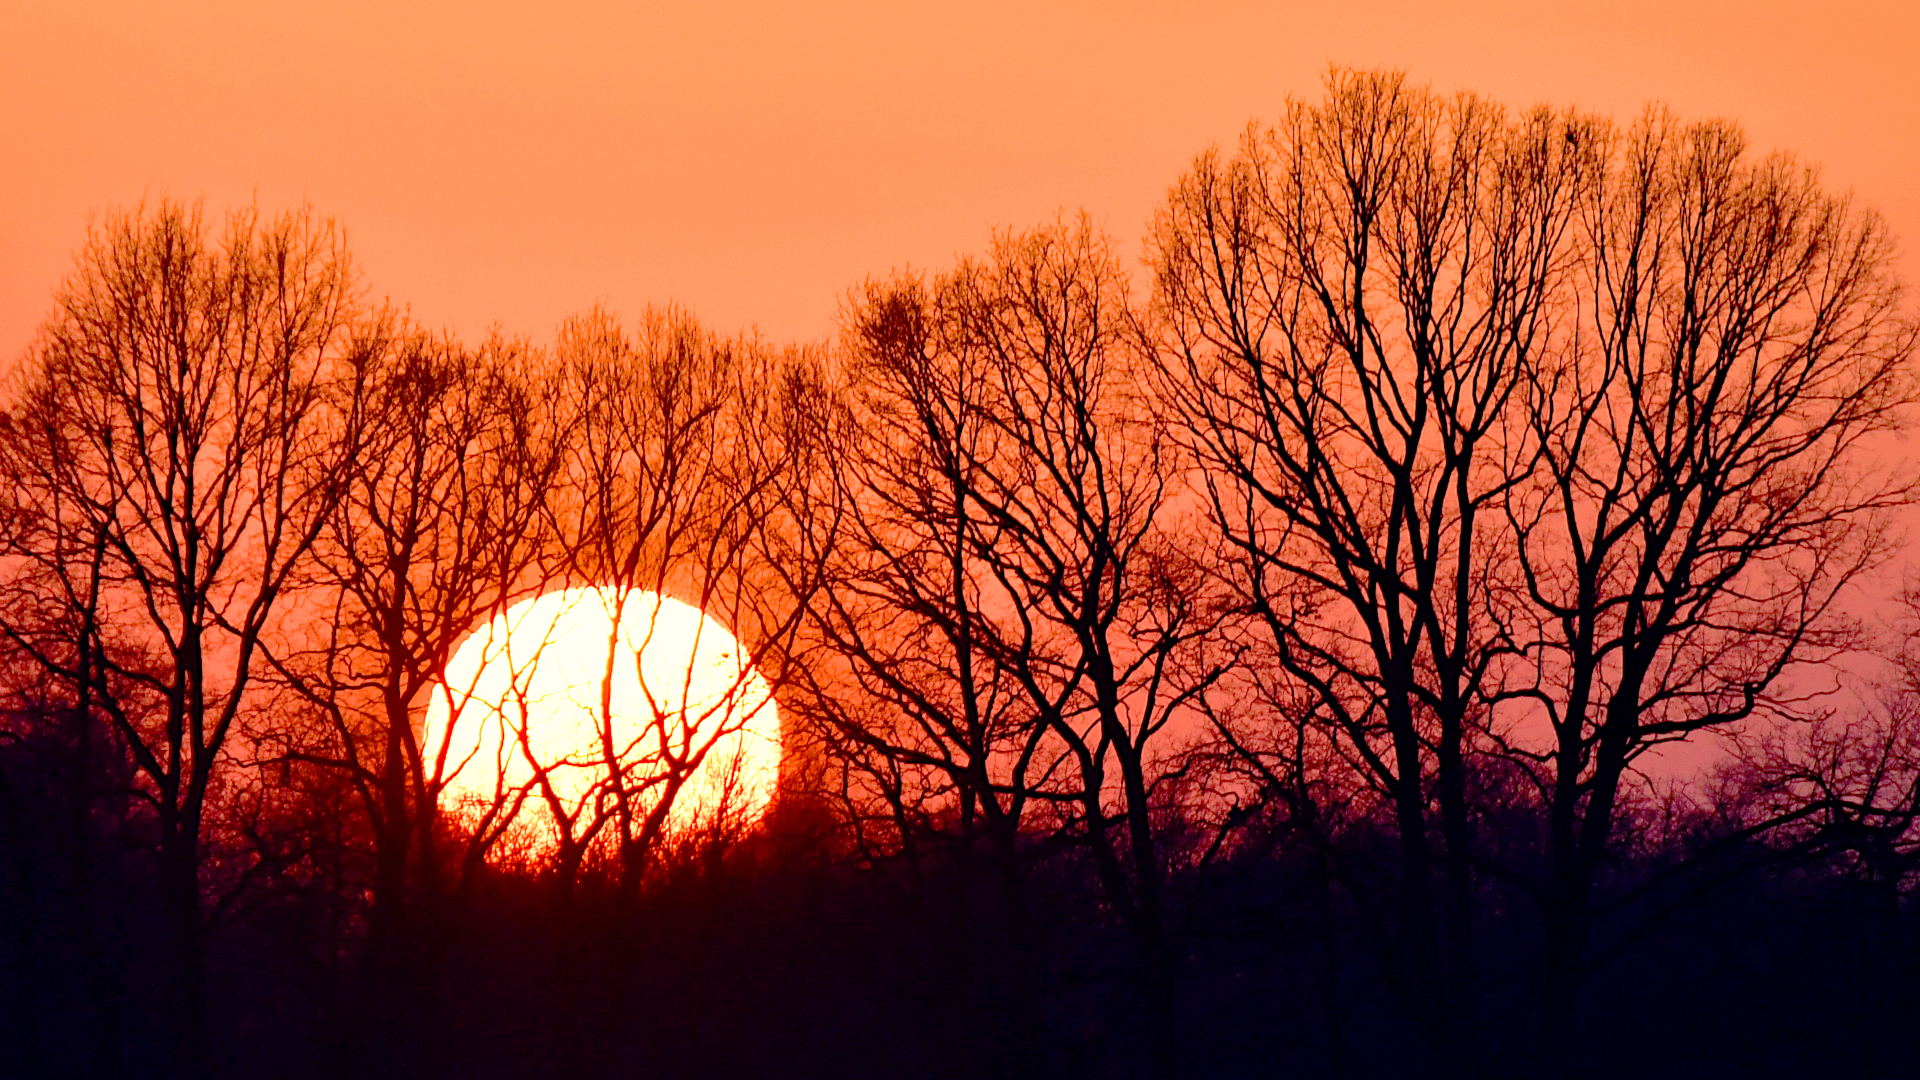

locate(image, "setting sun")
(7, 5), (1919, 1072)
(424, 586), (780, 846)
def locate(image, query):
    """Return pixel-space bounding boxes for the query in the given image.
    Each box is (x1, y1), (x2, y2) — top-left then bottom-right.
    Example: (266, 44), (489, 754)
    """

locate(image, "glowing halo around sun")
(423, 586), (780, 851)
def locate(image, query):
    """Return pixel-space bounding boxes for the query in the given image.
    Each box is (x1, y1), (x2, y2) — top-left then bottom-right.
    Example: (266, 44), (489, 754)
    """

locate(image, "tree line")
(1, 69), (1917, 1080)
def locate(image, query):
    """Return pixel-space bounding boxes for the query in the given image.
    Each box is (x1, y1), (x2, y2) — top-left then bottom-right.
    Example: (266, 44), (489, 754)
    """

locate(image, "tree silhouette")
(531, 306), (824, 896)
(0, 200), (368, 1077)
(253, 321), (564, 1074)
(812, 216), (1231, 1079)
(1150, 68), (1916, 1074)
(1150, 70), (1580, 1070)
(1501, 106), (1915, 1069)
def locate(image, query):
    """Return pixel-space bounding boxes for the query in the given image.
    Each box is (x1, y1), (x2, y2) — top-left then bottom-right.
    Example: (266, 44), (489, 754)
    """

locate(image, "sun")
(423, 586), (780, 849)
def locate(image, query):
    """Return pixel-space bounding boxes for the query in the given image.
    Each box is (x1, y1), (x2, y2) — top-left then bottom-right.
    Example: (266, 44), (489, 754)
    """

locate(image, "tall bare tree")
(1501, 109), (1916, 1066)
(1151, 68), (1915, 1074)
(1150, 69), (1589, 1069)
(255, 322), (565, 1071)
(525, 307), (824, 895)
(0, 200), (367, 1076)
(813, 217), (1227, 1079)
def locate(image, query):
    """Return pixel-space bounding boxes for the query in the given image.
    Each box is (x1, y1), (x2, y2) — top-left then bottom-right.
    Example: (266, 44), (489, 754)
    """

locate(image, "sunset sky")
(4, 0), (1917, 362)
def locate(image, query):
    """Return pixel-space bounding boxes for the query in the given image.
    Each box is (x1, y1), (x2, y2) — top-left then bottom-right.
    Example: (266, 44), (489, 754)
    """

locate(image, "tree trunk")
(158, 816), (209, 1080)
(1136, 921), (1180, 1080)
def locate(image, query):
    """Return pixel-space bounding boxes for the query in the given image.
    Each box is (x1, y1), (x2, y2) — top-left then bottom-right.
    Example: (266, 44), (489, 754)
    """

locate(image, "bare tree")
(1498, 108), (1915, 1068)
(811, 217), (1227, 1079)
(523, 306), (822, 896)
(0, 200), (367, 1076)
(1151, 67), (1916, 1074)
(1150, 69), (1589, 1070)
(1730, 690), (1920, 912)
(796, 271), (1049, 885)
(254, 321), (565, 1070)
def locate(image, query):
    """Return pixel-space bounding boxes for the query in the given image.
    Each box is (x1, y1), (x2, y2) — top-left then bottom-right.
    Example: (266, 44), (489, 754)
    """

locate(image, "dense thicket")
(1, 70), (1917, 1080)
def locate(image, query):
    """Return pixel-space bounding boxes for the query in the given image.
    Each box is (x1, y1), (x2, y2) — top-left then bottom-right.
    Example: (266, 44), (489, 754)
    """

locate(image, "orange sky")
(4, 0), (1917, 361)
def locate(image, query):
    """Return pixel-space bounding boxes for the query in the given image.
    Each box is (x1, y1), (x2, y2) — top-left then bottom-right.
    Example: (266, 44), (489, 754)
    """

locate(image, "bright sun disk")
(424, 586), (780, 850)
